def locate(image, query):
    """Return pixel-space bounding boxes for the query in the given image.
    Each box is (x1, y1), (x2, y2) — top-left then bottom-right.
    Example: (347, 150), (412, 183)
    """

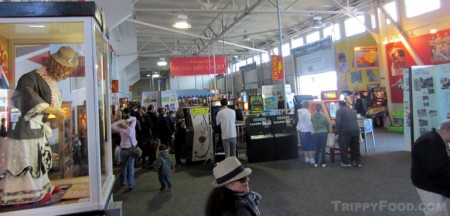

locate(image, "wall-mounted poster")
(337, 52), (349, 73)
(366, 70), (378, 82)
(351, 71), (362, 84)
(386, 43), (416, 103)
(354, 46), (379, 69)
(0, 36), (10, 89)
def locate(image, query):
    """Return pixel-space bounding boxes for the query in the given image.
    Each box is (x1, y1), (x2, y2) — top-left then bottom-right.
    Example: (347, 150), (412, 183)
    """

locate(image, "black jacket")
(411, 128), (450, 197)
(224, 191), (261, 216)
(157, 114), (171, 141)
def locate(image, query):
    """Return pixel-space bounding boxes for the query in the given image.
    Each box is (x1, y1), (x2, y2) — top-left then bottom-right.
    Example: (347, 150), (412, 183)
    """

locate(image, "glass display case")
(0, 2), (115, 215)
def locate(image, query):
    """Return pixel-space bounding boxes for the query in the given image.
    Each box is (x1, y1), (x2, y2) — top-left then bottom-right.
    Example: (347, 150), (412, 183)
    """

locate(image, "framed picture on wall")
(354, 46), (379, 69)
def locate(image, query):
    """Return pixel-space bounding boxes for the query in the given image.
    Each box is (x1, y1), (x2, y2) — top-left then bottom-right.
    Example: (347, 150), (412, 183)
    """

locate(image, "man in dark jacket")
(335, 101), (361, 167)
(157, 107), (172, 147)
(147, 104), (158, 166)
(137, 106), (152, 168)
(411, 119), (450, 216)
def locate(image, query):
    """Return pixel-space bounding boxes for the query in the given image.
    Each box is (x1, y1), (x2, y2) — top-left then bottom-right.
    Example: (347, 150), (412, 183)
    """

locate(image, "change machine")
(245, 116), (274, 162)
(0, 2), (116, 215)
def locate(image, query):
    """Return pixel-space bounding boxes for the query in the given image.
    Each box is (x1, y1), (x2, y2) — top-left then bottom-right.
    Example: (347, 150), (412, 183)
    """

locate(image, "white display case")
(0, 2), (115, 215)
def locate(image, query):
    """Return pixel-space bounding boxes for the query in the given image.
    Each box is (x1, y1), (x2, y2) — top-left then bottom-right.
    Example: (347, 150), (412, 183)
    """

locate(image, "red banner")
(271, 55), (284, 80)
(170, 56), (228, 76)
(129, 85), (132, 92)
(111, 80), (118, 93)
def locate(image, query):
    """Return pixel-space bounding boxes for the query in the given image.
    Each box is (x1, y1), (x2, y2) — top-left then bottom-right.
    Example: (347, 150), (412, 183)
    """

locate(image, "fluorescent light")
(146, 74), (151, 77)
(152, 74), (160, 78)
(173, 20), (191, 29)
(157, 57), (167, 66)
(173, 14), (191, 29)
(28, 24), (46, 28)
(430, 28), (437, 34)
(312, 16), (323, 29)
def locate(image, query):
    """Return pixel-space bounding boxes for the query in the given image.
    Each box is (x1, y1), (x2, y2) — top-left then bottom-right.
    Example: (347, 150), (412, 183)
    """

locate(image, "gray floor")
(112, 129), (433, 216)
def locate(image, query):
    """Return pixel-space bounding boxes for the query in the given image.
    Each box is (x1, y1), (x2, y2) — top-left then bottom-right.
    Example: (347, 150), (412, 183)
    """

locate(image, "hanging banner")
(111, 80), (118, 93)
(271, 55), (284, 80)
(129, 85), (132, 91)
(170, 56), (228, 76)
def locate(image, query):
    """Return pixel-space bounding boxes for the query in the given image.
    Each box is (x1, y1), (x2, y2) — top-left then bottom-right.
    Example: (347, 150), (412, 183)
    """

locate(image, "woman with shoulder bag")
(111, 108), (138, 190)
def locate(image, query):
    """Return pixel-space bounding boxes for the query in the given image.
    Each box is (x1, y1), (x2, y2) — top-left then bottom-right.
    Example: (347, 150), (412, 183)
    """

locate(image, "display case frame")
(0, 2), (114, 215)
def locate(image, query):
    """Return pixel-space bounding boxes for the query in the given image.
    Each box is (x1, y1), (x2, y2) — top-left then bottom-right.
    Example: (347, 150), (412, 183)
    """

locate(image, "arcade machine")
(249, 95), (264, 114)
(183, 106), (212, 163)
(210, 99), (235, 163)
(320, 90), (342, 123)
(365, 87), (389, 126)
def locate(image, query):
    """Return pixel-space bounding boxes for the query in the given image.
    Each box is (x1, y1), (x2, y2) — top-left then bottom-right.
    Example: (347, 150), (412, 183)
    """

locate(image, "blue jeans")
(299, 131), (314, 151)
(120, 149), (136, 189)
(159, 175), (172, 189)
(222, 137), (237, 158)
(313, 132), (328, 164)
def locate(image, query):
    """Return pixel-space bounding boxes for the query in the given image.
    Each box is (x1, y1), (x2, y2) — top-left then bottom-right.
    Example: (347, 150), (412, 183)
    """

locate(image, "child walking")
(153, 144), (174, 191)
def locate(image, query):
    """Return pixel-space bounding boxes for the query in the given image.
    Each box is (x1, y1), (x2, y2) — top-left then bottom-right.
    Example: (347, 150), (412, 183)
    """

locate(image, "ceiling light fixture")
(312, 16), (323, 29)
(152, 71), (160, 78)
(157, 57), (167, 66)
(172, 14), (191, 29)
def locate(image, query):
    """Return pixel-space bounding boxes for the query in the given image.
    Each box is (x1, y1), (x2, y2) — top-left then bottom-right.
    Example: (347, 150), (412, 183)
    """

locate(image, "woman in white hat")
(0, 46), (78, 205)
(205, 156), (262, 216)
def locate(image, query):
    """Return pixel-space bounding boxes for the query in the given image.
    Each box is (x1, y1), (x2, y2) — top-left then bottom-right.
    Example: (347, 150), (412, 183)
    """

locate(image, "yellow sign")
(191, 107), (209, 116)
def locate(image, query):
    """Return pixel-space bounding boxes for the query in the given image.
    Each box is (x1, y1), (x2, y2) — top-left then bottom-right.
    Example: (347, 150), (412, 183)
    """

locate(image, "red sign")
(170, 56), (228, 76)
(271, 55), (284, 80)
(129, 85), (132, 92)
(111, 80), (118, 93)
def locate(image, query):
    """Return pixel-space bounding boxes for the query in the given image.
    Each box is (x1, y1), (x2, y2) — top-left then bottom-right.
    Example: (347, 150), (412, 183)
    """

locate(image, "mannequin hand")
(54, 109), (66, 120)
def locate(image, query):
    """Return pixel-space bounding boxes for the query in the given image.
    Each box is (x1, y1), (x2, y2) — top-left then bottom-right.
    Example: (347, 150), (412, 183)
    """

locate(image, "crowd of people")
(111, 102), (185, 191)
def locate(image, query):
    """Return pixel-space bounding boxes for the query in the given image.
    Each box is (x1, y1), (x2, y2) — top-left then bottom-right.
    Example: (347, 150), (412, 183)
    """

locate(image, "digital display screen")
(325, 101), (339, 120)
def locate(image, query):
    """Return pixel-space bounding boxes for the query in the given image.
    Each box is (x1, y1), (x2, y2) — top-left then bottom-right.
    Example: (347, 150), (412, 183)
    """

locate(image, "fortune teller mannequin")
(0, 46), (78, 205)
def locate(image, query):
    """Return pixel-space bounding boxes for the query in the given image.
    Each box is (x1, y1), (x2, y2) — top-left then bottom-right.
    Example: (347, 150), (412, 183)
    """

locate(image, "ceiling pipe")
(133, 8), (352, 15)
(194, 0), (265, 55)
(127, 18), (266, 54)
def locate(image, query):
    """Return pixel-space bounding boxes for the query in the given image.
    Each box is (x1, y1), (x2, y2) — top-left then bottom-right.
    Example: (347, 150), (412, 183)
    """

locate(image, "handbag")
(129, 136), (142, 158)
(131, 146), (142, 158)
(326, 133), (336, 148)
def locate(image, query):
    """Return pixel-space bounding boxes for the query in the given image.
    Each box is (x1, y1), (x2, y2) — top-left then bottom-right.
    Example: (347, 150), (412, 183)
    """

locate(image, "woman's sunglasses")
(234, 176), (249, 183)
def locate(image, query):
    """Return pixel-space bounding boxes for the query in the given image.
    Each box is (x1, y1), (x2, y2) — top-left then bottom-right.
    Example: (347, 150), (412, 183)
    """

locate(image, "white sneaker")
(314, 164), (318, 168)
(310, 159), (315, 164)
(321, 164), (326, 168)
(305, 157), (310, 163)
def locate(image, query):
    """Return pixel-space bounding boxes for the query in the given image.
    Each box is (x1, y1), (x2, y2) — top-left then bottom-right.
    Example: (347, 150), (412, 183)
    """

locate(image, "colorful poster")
(271, 55), (284, 80)
(0, 36), (10, 89)
(386, 42), (417, 103)
(111, 80), (118, 93)
(249, 95), (264, 111)
(408, 29), (450, 65)
(170, 56), (227, 76)
(354, 46), (379, 69)
(160, 90), (178, 112)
